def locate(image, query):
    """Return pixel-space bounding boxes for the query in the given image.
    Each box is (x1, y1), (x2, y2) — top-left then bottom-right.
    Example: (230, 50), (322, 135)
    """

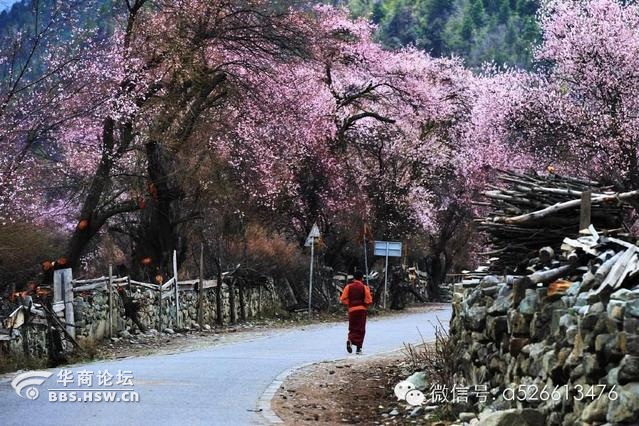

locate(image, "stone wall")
(1, 281), (280, 366)
(451, 276), (639, 425)
(1, 323), (49, 361)
(74, 281), (281, 345)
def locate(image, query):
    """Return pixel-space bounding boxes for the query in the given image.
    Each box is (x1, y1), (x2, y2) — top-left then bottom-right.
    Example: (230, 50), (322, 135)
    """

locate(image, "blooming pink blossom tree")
(220, 6), (475, 253)
(0, 0), (112, 225)
(57, 0), (319, 271)
(496, 0), (639, 190)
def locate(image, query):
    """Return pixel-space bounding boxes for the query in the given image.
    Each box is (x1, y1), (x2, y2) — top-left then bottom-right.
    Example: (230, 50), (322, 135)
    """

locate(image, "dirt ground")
(272, 350), (452, 425)
(90, 322), (273, 360)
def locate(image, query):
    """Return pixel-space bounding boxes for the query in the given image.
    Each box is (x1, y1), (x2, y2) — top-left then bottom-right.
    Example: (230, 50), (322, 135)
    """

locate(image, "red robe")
(340, 280), (373, 347)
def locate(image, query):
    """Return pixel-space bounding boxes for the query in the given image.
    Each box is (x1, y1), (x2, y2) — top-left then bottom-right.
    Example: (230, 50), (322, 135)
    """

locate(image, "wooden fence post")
(108, 265), (113, 338)
(62, 269), (75, 340)
(127, 275), (132, 331)
(216, 239), (224, 326)
(198, 243), (204, 328)
(158, 276), (163, 332)
(173, 250), (180, 329)
(580, 190), (592, 231)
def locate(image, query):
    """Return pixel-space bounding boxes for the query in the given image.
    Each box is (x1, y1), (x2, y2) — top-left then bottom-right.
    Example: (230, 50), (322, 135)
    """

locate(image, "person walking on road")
(340, 270), (373, 354)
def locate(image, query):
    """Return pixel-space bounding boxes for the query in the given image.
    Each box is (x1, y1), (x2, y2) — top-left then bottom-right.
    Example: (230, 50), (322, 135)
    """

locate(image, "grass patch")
(0, 352), (48, 374)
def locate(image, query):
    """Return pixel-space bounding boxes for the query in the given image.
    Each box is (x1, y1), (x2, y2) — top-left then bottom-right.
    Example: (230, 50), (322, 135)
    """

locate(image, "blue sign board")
(374, 241), (402, 257)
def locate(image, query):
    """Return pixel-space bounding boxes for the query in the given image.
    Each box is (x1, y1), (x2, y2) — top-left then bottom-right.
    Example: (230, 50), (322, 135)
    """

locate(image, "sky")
(0, 0), (18, 12)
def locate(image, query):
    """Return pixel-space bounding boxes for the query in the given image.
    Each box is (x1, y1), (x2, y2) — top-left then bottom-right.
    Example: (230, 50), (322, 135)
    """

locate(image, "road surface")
(0, 305), (451, 425)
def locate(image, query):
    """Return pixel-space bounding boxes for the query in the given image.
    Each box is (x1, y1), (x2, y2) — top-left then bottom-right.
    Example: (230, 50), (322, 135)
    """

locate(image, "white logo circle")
(405, 389), (426, 406)
(394, 381), (415, 400)
(25, 387), (40, 400)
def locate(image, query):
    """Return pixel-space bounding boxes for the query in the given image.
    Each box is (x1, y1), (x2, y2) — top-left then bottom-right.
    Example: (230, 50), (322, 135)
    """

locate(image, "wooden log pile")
(475, 171), (632, 273)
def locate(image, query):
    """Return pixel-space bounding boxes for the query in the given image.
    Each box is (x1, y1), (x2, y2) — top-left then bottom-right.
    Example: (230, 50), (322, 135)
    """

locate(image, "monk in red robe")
(340, 271), (373, 354)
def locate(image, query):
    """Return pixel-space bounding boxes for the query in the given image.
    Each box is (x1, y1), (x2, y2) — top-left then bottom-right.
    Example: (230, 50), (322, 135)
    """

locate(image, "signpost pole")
(384, 243), (389, 309)
(374, 240), (401, 310)
(308, 238), (314, 318)
(363, 236), (369, 285)
(305, 223), (320, 318)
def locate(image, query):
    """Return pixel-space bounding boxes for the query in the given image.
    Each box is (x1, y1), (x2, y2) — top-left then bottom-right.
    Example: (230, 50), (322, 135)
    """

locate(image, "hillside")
(344, 0), (540, 68)
(2, 0), (540, 69)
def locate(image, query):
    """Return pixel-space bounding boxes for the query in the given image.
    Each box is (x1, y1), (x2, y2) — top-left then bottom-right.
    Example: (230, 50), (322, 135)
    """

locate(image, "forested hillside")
(2, 0), (540, 68)
(344, 0), (539, 68)
(0, 0), (119, 34)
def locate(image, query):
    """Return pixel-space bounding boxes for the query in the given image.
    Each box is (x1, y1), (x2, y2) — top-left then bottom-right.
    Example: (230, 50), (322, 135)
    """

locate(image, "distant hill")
(344, 0), (540, 69)
(0, 0), (120, 36)
(0, 0), (34, 30)
(1, 0), (539, 69)
(0, 0), (19, 12)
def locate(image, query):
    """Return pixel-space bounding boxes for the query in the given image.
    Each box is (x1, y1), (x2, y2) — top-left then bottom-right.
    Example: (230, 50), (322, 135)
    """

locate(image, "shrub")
(0, 222), (63, 293)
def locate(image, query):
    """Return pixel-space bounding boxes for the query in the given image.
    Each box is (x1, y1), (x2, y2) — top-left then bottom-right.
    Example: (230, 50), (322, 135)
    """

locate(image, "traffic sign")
(305, 223), (321, 317)
(374, 241), (403, 309)
(304, 223), (321, 247)
(374, 241), (402, 257)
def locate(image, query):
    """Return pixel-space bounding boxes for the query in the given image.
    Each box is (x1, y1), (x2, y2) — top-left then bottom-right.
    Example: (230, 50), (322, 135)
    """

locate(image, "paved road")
(0, 305), (451, 426)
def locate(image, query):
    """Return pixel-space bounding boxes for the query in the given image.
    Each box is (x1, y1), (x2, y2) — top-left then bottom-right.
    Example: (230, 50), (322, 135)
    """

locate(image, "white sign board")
(374, 241), (402, 257)
(304, 223), (321, 247)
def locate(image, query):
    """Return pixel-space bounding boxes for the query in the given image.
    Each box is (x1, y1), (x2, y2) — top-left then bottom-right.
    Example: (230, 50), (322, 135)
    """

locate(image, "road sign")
(305, 223), (321, 317)
(374, 241), (403, 309)
(374, 241), (402, 257)
(304, 223), (321, 247)
(309, 223), (320, 237)
(357, 223), (374, 244)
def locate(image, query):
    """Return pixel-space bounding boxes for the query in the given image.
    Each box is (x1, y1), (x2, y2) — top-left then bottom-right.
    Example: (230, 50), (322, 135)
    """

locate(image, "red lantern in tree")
(147, 182), (158, 200)
(77, 219), (89, 230)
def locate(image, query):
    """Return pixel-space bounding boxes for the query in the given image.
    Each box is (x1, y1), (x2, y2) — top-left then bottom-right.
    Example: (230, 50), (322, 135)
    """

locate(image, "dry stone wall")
(1, 282), (281, 365)
(451, 276), (639, 425)
(74, 282), (281, 345)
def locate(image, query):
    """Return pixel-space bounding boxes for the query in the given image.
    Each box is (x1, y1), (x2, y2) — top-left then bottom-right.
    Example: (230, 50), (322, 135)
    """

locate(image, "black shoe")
(346, 340), (352, 353)
(356, 347), (362, 355)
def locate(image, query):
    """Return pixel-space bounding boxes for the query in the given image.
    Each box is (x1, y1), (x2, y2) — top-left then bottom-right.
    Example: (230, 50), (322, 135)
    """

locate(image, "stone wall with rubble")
(0, 323), (50, 361)
(451, 274), (639, 425)
(73, 282), (281, 345)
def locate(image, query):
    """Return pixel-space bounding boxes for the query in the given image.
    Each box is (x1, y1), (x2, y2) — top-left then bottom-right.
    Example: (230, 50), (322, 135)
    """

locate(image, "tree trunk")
(425, 252), (445, 301)
(215, 242), (224, 326)
(239, 281), (246, 322)
(131, 141), (185, 277)
(65, 119), (115, 268)
(229, 279), (236, 324)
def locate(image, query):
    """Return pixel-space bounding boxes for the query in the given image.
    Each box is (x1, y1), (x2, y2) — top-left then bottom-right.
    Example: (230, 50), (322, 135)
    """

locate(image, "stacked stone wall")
(451, 276), (639, 425)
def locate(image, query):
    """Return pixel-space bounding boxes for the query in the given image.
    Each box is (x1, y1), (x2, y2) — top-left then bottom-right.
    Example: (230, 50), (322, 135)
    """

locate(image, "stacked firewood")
(475, 171), (636, 273)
